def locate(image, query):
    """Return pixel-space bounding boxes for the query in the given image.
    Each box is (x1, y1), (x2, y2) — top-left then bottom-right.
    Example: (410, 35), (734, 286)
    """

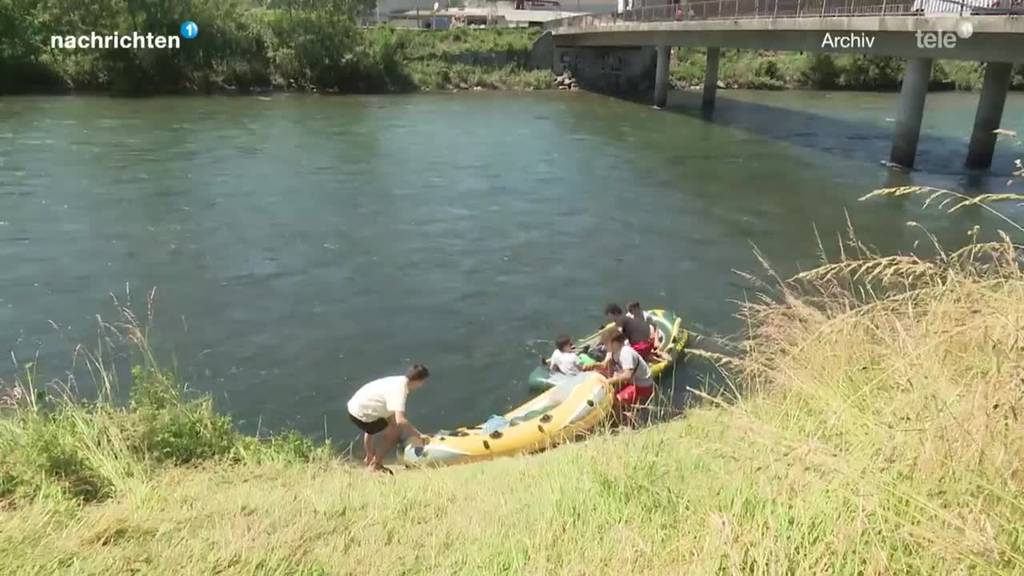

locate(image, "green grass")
(397, 27), (541, 61)
(394, 28), (550, 91)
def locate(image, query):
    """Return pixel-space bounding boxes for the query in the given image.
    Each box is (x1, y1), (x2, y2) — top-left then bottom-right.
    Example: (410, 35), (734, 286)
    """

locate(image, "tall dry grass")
(708, 159), (1024, 572)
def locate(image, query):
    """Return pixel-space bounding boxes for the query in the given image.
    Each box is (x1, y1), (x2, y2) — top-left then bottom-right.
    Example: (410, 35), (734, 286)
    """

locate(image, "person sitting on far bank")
(346, 364), (429, 474)
(605, 332), (655, 423)
(548, 335), (582, 375)
(605, 302), (656, 361)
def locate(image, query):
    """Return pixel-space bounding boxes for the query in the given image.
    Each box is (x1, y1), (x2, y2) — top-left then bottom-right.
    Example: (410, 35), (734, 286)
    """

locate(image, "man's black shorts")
(348, 411), (388, 435)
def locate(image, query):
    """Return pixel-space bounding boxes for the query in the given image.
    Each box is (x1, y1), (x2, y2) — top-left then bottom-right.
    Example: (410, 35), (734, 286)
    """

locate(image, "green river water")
(1, 89), (1021, 439)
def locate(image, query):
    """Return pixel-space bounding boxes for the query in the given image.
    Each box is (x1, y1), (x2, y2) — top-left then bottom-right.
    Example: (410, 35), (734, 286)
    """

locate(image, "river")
(1, 90), (1021, 440)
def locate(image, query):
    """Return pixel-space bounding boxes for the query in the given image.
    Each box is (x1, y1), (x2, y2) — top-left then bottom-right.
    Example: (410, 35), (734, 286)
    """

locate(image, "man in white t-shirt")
(347, 364), (429, 473)
(606, 332), (654, 423)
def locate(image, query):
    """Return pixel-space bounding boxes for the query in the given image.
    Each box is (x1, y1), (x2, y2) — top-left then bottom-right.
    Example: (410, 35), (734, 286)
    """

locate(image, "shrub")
(800, 53), (839, 89)
(0, 320), (336, 508)
(0, 360), (325, 505)
(130, 366), (238, 465)
(834, 54), (903, 90)
(935, 60), (986, 90)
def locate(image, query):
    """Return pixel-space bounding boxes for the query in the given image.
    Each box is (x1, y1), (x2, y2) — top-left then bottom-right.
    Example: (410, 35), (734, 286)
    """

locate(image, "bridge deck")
(550, 14), (1024, 61)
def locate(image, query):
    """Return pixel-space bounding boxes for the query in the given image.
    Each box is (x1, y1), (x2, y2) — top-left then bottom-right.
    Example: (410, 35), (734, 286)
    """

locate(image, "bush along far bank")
(670, 48), (1024, 91)
(1, 1), (552, 96)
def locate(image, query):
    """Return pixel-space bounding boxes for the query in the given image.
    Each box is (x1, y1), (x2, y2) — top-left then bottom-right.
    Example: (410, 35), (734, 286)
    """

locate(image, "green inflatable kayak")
(528, 309), (688, 392)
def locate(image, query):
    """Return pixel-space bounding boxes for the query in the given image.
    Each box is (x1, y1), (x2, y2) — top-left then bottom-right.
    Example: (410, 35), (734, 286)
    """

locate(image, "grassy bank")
(4, 187), (1024, 573)
(671, 48), (1024, 90)
(397, 27), (551, 91)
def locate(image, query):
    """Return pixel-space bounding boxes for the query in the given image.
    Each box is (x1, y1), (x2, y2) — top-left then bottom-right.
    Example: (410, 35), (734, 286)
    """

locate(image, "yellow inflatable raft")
(402, 372), (612, 467)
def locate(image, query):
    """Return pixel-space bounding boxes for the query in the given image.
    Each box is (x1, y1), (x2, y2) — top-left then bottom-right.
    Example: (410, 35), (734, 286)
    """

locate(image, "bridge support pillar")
(966, 62), (1013, 170)
(889, 57), (932, 170)
(654, 46), (670, 108)
(703, 47), (720, 112)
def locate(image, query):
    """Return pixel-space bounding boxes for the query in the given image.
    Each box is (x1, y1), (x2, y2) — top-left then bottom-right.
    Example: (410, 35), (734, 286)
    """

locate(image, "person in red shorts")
(605, 332), (655, 423)
(628, 301), (671, 364)
(605, 303), (656, 361)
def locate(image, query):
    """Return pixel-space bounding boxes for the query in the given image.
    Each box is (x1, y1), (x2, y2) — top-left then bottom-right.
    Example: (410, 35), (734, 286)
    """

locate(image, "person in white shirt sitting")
(346, 364), (429, 474)
(548, 335), (582, 375)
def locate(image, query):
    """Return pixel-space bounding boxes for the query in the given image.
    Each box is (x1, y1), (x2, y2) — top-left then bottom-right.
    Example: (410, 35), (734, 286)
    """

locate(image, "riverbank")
(3, 191), (1024, 573)
(4, 0), (1023, 95)
(2, 4), (550, 94)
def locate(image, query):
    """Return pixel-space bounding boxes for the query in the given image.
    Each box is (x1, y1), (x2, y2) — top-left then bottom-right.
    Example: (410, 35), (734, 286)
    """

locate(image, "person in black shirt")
(604, 303), (656, 361)
(628, 301), (671, 363)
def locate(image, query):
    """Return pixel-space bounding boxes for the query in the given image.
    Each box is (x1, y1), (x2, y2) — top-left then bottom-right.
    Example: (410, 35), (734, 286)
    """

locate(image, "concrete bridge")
(540, 4), (1024, 169)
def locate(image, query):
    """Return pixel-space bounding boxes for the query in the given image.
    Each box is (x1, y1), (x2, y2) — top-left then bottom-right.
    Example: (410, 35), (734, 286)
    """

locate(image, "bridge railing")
(621, 0), (919, 21)
(549, 0), (948, 27)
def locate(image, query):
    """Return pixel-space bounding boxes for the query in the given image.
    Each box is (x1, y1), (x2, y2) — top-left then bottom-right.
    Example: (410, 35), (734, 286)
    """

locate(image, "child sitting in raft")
(548, 335), (582, 375)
